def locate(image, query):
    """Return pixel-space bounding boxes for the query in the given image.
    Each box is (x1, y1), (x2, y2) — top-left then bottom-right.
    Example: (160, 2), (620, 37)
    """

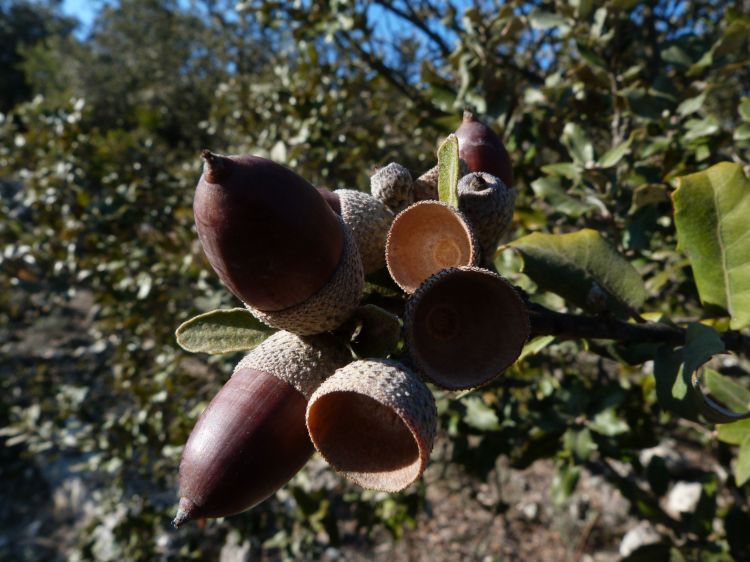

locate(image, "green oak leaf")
(717, 419), (750, 446)
(506, 229), (647, 316)
(175, 308), (273, 354)
(737, 437), (750, 486)
(673, 163), (750, 330)
(461, 396), (501, 431)
(437, 134), (460, 208)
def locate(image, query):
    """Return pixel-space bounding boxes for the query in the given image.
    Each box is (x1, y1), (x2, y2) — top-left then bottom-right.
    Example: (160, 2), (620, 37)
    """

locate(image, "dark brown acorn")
(194, 151), (344, 313)
(174, 331), (350, 527)
(454, 110), (513, 188)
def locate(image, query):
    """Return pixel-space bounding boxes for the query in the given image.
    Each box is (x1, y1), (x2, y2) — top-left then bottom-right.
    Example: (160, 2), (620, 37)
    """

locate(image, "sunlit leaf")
(736, 437), (750, 486)
(673, 163), (750, 329)
(561, 122), (594, 166)
(597, 136), (632, 168)
(437, 134), (460, 208)
(462, 396), (500, 431)
(175, 308), (273, 354)
(507, 229), (647, 315)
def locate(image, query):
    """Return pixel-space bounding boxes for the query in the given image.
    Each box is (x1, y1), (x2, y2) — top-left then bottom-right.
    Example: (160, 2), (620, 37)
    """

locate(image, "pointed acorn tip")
(200, 149), (227, 183)
(462, 108), (477, 123)
(173, 497), (197, 528)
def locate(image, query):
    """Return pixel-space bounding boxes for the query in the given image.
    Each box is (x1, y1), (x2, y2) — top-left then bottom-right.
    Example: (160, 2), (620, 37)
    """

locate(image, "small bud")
(306, 359), (436, 492)
(371, 163), (414, 213)
(386, 200), (478, 293)
(404, 267), (529, 390)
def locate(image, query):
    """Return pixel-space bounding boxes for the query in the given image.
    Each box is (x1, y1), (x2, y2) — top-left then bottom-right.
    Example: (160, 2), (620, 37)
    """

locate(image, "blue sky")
(62, 0), (474, 43)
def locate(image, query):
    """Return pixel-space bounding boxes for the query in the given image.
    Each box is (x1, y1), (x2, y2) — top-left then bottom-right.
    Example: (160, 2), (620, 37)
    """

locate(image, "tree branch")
(528, 303), (750, 358)
(372, 0), (453, 58)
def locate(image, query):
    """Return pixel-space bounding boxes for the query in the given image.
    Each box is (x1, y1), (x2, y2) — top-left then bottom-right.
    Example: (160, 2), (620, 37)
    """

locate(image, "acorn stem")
(200, 149), (228, 183)
(173, 496), (197, 528)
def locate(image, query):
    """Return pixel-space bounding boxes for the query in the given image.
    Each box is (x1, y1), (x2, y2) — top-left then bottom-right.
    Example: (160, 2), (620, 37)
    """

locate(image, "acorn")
(454, 110), (513, 187)
(457, 172), (517, 268)
(413, 158), (470, 202)
(317, 188), (395, 274)
(386, 200), (479, 293)
(404, 267), (529, 390)
(306, 359), (436, 492)
(194, 151), (364, 335)
(174, 331), (351, 527)
(370, 162), (414, 213)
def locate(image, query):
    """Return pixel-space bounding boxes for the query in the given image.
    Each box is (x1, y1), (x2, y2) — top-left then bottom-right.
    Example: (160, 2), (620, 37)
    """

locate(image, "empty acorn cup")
(306, 359), (437, 492)
(386, 200), (478, 293)
(404, 267), (530, 390)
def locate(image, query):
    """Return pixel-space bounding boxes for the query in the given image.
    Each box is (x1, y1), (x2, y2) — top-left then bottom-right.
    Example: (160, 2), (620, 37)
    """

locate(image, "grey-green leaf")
(673, 162), (750, 330)
(507, 229), (647, 316)
(736, 437), (750, 486)
(437, 134), (460, 208)
(462, 396), (501, 431)
(562, 122), (594, 166)
(597, 136), (632, 168)
(175, 308), (273, 354)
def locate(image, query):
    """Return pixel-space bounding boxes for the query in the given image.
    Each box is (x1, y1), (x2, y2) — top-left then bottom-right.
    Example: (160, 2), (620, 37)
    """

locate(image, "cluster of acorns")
(173, 111), (531, 527)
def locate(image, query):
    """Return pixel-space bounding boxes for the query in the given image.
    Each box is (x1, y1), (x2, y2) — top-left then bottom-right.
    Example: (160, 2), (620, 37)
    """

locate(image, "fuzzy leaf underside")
(437, 134), (460, 208)
(175, 308), (273, 354)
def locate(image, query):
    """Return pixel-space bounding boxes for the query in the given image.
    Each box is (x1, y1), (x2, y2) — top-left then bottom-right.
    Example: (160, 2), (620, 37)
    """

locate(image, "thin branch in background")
(528, 303), (750, 359)
(373, 0), (452, 58)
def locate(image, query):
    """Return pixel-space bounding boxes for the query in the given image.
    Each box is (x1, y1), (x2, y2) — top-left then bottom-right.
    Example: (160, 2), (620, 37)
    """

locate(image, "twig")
(527, 303), (750, 359)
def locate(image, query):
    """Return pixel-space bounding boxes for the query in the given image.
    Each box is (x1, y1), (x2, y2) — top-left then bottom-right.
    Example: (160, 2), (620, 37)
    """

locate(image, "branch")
(528, 303), (750, 358)
(373, 0), (453, 58)
(333, 30), (444, 117)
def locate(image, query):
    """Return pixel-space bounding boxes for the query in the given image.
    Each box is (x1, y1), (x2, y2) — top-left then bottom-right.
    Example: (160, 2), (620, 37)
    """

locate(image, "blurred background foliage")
(1, 0), (749, 560)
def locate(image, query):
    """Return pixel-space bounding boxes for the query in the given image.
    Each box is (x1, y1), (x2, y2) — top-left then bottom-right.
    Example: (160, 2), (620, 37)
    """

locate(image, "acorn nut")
(194, 151), (364, 335)
(404, 267), (530, 390)
(174, 331), (351, 527)
(386, 200), (478, 293)
(457, 172), (517, 268)
(306, 359), (437, 492)
(455, 110), (513, 187)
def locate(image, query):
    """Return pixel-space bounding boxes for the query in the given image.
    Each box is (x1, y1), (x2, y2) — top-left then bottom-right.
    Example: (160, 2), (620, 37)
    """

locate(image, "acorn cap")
(306, 359), (436, 492)
(336, 189), (395, 274)
(246, 217), (364, 335)
(175, 331), (350, 526)
(370, 162), (414, 213)
(233, 330), (352, 399)
(194, 152), (344, 312)
(386, 200), (478, 294)
(413, 159), (470, 202)
(457, 172), (517, 267)
(404, 267), (530, 390)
